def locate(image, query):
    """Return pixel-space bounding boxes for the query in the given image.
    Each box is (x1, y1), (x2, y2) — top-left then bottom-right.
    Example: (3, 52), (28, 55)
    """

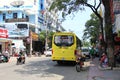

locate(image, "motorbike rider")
(75, 47), (85, 63)
(2, 49), (10, 62)
(17, 50), (25, 63)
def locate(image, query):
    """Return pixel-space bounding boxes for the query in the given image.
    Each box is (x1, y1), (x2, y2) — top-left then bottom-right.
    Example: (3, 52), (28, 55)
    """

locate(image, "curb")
(98, 66), (120, 70)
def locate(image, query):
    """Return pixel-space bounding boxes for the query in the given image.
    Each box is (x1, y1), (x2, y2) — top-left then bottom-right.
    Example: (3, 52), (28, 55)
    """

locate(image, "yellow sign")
(31, 32), (38, 41)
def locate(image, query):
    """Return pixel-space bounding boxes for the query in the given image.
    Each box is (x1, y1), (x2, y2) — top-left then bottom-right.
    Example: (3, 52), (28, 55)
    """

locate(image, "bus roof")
(53, 32), (76, 35)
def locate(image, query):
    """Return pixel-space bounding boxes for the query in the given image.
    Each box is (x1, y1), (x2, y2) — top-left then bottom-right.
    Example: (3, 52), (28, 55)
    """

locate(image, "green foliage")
(47, 31), (55, 48)
(39, 30), (46, 41)
(49, 0), (87, 18)
(83, 13), (100, 44)
(82, 40), (90, 47)
(39, 31), (55, 48)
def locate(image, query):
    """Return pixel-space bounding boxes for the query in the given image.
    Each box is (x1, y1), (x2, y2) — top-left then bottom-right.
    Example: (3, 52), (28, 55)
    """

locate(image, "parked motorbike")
(116, 53), (120, 63)
(16, 55), (25, 65)
(75, 57), (85, 72)
(0, 54), (9, 63)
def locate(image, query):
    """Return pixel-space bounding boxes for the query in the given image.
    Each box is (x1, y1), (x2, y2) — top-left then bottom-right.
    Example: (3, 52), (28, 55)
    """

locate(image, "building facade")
(0, 0), (64, 55)
(0, 0), (43, 55)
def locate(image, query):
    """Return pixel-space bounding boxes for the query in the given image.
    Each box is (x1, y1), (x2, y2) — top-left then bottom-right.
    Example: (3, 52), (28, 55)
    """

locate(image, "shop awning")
(0, 38), (12, 42)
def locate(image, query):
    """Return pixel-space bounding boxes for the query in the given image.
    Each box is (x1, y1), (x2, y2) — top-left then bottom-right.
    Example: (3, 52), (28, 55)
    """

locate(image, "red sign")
(0, 28), (8, 38)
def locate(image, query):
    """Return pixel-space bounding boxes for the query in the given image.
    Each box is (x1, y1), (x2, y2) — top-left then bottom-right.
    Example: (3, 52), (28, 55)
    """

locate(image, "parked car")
(44, 48), (52, 57)
(81, 47), (90, 58)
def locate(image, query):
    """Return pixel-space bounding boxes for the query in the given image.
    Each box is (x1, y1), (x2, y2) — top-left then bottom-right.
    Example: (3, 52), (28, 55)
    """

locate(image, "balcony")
(5, 18), (29, 23)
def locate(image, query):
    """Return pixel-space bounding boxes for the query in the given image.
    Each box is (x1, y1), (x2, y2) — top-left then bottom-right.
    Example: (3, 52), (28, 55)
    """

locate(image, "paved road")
(0, 56), (90, 80)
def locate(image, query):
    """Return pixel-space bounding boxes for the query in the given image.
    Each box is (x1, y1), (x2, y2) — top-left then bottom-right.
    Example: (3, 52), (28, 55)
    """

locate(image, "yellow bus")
(52, 32), (82, 64)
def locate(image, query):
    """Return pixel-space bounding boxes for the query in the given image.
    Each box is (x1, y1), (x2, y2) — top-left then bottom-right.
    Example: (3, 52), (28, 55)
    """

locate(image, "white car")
(44, 48), (52, 57)
(81, 47), (90, 58)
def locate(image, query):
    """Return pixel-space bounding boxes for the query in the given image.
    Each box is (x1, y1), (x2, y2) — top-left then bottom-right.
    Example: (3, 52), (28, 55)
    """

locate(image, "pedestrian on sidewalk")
(100, 52), (108, 68)
(89, 46), (95, 60)
(99, 46), (105, 60)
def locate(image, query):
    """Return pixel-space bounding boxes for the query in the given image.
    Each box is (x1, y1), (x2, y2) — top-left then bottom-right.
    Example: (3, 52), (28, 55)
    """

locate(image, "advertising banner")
(3, 23), (29, 37)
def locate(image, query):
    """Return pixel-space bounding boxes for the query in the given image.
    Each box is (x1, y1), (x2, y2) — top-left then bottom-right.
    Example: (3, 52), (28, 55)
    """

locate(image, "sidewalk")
(87, 58), (120, 80)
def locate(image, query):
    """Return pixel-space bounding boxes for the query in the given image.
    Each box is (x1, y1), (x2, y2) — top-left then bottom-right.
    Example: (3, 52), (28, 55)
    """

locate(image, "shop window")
(3, 13), (6, 21)
(22, 14), (24, 18)
(13, 13), (17, 19)
(26, 16), (29, 21)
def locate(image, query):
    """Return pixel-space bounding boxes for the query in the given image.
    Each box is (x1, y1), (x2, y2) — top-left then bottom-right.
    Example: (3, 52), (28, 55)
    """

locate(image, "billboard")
(3, 23), (29, 37)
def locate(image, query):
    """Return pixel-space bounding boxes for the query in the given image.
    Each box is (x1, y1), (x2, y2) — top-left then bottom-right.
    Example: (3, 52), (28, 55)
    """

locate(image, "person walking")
(89, 47), (95, 60)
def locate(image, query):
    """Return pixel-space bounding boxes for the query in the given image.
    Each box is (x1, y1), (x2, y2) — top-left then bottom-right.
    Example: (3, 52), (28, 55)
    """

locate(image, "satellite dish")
(10, 0), (24, 7)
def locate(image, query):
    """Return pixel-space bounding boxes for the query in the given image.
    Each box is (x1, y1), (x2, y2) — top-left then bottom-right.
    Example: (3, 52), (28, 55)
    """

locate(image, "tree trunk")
(102, 0), (114, 69)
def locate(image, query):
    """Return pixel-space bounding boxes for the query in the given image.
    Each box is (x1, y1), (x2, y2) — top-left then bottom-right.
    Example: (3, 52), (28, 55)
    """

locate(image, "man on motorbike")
(17, 50), (25, 64)
(75, 47), (85, 63)
(2, 50), (10, 62)
(75, 47), (86, 72)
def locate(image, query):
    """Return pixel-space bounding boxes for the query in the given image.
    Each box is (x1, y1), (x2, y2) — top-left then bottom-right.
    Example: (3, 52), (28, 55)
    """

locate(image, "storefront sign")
(31, 31), (38, 41)
(0, 28), (8, 38)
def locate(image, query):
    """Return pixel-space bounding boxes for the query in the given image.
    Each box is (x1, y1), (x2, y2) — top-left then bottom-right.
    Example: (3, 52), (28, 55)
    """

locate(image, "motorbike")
(116, 53), (120, 63)
(75, 56), (85, 72)
(16, 55), (25, 65)
(0, 54), (9, 63)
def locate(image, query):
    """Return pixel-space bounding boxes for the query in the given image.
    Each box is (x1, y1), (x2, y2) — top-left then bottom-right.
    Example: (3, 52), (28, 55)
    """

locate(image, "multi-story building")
(0, 0), (43, 55)
(44, 0), (65, 31)
(0, 0), (65, 55)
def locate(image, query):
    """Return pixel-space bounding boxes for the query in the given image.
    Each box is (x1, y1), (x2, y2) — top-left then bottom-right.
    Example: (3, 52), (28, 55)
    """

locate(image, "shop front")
(0, 27), (12, 55)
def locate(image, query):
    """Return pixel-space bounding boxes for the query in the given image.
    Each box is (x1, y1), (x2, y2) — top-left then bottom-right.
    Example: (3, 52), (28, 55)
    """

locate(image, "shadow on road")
(14, 58), (90, 80)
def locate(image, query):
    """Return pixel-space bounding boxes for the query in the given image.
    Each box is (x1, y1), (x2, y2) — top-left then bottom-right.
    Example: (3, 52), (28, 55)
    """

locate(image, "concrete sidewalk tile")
(88, 58), (120, 80)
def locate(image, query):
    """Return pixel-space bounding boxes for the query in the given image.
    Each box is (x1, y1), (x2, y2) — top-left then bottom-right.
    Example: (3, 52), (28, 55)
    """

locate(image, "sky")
(61, 0), (95, 40)
(62, 7), (92, 40)
(62, 8), (92, 40)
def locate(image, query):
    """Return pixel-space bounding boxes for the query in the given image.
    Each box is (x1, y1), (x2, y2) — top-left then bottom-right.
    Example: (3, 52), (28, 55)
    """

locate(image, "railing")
(5, 18), (29, 22)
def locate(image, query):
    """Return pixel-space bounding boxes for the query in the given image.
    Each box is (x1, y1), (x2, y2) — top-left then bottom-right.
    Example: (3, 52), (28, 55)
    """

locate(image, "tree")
(39, 30), (46, 42)
(47, 31), (54, 48)
(82, 40), (91, 47)
(102, 0), (114, 69)
(39, 30), (54, 48)
(83, 13), (100, 45)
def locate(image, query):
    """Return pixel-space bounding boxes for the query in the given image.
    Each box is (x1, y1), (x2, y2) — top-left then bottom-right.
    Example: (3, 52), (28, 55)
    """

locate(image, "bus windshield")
(54, 35), (74, 46)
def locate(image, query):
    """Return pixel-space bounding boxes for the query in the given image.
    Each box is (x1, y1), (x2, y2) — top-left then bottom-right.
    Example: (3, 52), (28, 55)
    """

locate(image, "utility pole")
(45, 5), (48, 51)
